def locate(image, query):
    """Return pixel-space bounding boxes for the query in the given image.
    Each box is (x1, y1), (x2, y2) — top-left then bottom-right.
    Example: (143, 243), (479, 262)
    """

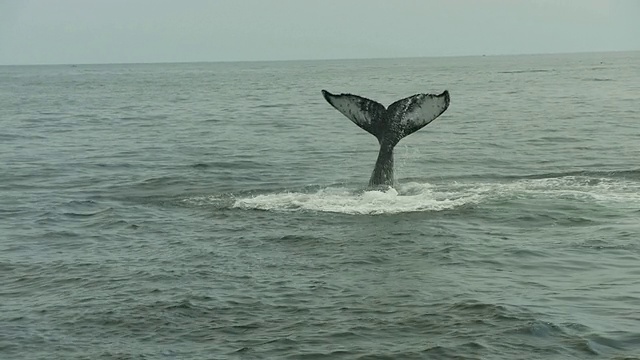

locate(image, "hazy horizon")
(1, 49), (639, 67)
(1, 0), (638, 66)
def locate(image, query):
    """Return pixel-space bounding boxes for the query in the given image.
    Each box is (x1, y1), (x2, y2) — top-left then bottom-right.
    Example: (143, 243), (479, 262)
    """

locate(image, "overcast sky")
(0, 0), (638, 65)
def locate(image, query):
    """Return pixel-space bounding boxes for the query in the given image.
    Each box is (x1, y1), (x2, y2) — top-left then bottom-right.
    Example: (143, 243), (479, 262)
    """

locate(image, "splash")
(229, 176), (640, 215)
(180, 175), (640, 215)
(232, 183), (481, 215)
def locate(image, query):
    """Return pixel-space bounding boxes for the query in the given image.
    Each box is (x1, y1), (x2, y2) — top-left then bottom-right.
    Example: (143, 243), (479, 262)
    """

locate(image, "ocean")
(1, 51), (639, 359)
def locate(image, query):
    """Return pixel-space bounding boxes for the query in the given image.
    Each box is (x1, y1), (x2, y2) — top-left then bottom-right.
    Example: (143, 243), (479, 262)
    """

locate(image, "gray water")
(1, 51), (639, 359)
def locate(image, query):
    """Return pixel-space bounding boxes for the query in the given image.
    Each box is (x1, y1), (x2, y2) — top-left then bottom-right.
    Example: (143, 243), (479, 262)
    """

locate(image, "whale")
(321, 89), (450, 187)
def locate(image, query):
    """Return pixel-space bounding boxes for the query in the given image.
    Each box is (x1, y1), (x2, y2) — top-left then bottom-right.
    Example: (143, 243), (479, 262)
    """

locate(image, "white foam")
(229, 176), (640, 215)
(232, 183), (482, 215)
(504, 176), (640, 206)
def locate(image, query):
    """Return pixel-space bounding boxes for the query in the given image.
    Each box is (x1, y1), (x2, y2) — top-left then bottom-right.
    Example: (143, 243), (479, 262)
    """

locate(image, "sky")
(0, 0), (638, 65)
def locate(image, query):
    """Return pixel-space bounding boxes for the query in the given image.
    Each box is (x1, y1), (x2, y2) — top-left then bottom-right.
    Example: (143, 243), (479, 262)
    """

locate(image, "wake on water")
(185, 175), (640, 215)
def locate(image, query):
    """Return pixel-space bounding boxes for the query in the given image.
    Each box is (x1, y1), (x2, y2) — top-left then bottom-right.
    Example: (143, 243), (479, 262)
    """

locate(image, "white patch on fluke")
(388, 93), (450, 130)
(321, 90), (383, 131)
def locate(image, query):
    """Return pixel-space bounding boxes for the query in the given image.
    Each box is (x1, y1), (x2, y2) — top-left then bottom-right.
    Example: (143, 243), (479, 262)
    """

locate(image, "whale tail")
(321, 89), (450, 186)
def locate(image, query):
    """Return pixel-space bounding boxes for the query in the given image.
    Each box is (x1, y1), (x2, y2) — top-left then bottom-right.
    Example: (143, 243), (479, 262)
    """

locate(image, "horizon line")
(1, 49), (638, 67)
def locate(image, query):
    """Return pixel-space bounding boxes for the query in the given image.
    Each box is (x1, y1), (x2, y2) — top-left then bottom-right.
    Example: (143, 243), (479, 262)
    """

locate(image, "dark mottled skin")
(322, 90), (450, 187)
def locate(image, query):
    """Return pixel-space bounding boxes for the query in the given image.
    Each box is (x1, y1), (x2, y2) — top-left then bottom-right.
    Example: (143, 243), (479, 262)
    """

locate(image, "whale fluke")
(321, 89), (450, 187)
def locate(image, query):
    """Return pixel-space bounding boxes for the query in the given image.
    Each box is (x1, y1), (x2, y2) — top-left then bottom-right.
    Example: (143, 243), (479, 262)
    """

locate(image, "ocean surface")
(1, 51), (639, 359)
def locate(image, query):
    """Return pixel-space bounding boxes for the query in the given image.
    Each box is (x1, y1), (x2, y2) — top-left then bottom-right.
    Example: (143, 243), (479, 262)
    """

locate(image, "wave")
(0, 133), (47, 141)
(583, 78), (614, 82)
(508, 168), (640, 181)
(498, 69), (552, 74)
